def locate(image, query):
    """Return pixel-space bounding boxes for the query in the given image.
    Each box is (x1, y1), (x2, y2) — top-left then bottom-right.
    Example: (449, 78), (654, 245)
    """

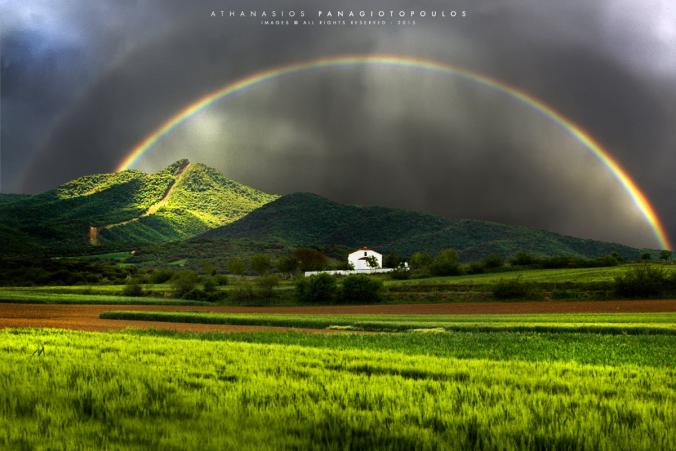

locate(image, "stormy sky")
(1, 0), (675, 249)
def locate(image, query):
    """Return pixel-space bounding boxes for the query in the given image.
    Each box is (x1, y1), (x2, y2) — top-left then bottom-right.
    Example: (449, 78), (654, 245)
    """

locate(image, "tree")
(202, 276), (217, 294)
(256, 275), (280, 298)
(614, 265), (670, 298)
(660, 250), (672, 263)
(227, 257), (246, 276)
(123, 283), (144, 297)
(383, 253), (402, 269)
(201, 261), (216, 276)
(510, 252), (537, 266)
(250, 254), (272, 275)
(294, 248), (329, 271)
(641, 252), (652, 261)
(410, 252), (433, 270)
(276, 255), (299, 275)
(171, 270), (199, 297)
(340, 275), (383, 304)
(430, 249), (461, 276)
(482, 254), (504, 270)
(295, 273), (337, 303)
(365, 255), (379, 269)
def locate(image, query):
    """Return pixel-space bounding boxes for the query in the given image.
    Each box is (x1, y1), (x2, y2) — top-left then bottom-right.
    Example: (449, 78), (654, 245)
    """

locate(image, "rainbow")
(116, 54), (672, 250)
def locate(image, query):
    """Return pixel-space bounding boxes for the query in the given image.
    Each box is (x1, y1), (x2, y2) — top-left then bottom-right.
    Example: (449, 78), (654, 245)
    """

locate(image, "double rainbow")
(116, 54), (671, 249)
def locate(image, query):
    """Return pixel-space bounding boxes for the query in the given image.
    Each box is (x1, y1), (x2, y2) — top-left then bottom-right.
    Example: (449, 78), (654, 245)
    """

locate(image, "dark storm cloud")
(2, 0), (675, 248)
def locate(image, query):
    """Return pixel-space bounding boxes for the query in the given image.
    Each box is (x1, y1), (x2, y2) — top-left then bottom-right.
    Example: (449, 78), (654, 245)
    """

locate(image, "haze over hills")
(0, 160), (644, 260)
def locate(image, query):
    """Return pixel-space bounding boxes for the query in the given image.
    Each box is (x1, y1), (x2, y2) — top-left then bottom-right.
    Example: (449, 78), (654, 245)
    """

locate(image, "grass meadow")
(100, 311), (676, 335)
(0, 327), (674, 450)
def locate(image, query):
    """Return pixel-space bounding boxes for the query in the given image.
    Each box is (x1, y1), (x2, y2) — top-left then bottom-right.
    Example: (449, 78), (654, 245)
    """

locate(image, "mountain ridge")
(0, 160), (277, 254)
(0, 161), (646, 260)
(196, 192), (642, 261)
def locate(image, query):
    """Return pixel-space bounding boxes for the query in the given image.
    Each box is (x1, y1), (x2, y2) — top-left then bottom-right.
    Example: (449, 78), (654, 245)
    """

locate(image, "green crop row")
(100, 311), (676, 335)
(0, 328), (673, 450)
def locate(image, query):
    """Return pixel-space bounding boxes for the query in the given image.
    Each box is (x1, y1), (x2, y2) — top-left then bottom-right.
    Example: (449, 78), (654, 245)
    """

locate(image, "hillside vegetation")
(197, 192), (642, 261)
(0, 160), (276, 255)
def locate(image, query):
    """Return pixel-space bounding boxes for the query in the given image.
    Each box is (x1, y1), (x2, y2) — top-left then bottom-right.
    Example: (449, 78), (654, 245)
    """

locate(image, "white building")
(348, 247), (382, 270)
(304, 246), (407, 276)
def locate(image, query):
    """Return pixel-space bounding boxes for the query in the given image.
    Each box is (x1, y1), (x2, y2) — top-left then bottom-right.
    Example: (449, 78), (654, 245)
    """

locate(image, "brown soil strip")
(0, 300), (673, 334)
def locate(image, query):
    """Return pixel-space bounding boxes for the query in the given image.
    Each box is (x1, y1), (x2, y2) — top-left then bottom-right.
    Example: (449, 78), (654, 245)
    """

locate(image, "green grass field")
(100, 311), (676, 335)
(0, 289), (208, 305)
(387, 264), (676, 286)
(1, 327), (673, 450)
(4, 263), (674, 305)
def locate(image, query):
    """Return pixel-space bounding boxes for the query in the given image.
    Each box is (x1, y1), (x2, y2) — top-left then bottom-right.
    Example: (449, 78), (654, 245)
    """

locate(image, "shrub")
(122, 283), (144, 297)
(256, 275), (280, 298)
(492, 278), (537, 300)
(482, 254), (504, 270)
(171, 270), (199, 298)
(614, 265), (673, 298)
(410, 252), (433, 270)
(509, 252), (538, 266)
(230, 280), (256, 302)
(202, 277), (217, 294)
(340, 275), (384, 304)
(227, 257), (246, 276)
(215, 275), (229, 286)
(294, 248), (329, 271)
(295, 273), (337, 303)
(383, 253), (402, 269)
(430, 249), (462, 276)
(149, 269), (174, 284)
(466, 262), (485, 274)
(390, 268), (411, 280)
(250, 254), (272, 275)
(276, 256), (299, 275)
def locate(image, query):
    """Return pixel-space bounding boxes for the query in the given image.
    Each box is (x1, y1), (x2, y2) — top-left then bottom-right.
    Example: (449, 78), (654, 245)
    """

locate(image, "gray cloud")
(2, 0), (674, 248)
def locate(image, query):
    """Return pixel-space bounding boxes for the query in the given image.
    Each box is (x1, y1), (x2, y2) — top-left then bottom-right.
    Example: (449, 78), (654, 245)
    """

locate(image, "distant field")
(387, 264), (676, 286)
(1, 328), (673, 449)
(101, 311), (676, 335)
(0, 289), (207, 305)
(2, 264), (674, 305)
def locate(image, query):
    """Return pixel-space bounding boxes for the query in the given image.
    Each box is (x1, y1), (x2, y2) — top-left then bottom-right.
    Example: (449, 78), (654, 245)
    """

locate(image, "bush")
(256, 275), (280, 298)
(389, 268), (411, 280)
(614, 265), (673, 298)
(466, 262), (485, 275)
(295, 273), (337, 303)
(276, 256), (299, 275)
(294, 248), (329, 271)
(230, 280), (256, 302)
(492, 278), (537, 300)
(340, 275), (384, 304)
(171, 270), (199, 298)
(250, 254), (272, 275)
(410, 252), (433, 270)
(215, 275), (229, 286)
(227, 257), (246, 276)
(149, 269), (174, 284)
(483, 254), (505, 270)
(122, 283), (144, 297)
(509, 252), (538, 266)
(202, 277), (217, 294)
(430, 249), (462, 276)
(383, 253), (402, 269)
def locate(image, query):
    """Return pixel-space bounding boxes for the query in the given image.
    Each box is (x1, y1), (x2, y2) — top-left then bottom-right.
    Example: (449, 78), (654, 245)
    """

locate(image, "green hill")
(0, 160), (277, 255)
(197, 192), (642, 261)
(1, 163), (645, 261)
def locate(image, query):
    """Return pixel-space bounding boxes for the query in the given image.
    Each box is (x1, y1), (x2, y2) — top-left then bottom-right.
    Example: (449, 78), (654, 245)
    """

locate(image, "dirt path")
(0, 300), (673, 333)
(104, 160), (192, 231)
